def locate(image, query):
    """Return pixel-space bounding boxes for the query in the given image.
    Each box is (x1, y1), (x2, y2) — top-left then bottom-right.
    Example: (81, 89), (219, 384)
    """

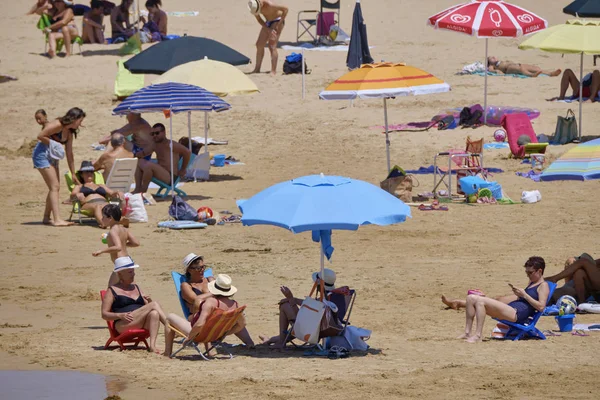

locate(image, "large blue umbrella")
(237, 174), (411, 277)
(113, 83), (231, 194)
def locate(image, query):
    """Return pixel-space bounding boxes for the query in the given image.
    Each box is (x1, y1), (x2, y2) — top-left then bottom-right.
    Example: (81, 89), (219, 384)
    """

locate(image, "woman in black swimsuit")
(180, 253), (215, 315)
(101, 256), (170, 354)
(70, 161), (123, 228)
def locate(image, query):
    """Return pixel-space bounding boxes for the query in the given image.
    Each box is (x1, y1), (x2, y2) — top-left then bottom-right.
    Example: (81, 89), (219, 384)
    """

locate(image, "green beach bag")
(552, 109), (578, 145)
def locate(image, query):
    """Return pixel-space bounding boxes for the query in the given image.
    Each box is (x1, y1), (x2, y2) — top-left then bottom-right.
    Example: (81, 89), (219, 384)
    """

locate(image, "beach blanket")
(405, 165), (504, 174)
(282, 44), (350, 52)
(190, 137), (228, 145)
(554, 95), (600, 103)
(157, 220), (207, 230)
(167, 11), (199, 17)
(483, 142), (509, 150)
(516, 170), (541, 182)
(474, 71), (548, 79)
(456, 61), (486, 75)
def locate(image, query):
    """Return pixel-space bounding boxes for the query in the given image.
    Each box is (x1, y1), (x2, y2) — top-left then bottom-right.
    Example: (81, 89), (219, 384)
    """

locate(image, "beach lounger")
(65, 171), (107, 224)
(502, 113), (548, 159)
(169, 305), (247, 360)
(297, 0), (340, 42)
(99, 290), (150, 350)
(493, 282), (557, 341)
(114, 60), (144, 100)
(105, 157), (138, 193)
(433, 137), (486, 198)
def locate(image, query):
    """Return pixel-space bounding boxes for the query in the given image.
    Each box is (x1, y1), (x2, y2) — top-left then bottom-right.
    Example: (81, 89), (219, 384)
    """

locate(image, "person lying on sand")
(487, 56), (561, 77)
(132, 123), (191, 194)
(546, 253), (600, 304)
(101, 257), (170, 354)
(547, 69), (600, 103)
(70, 161), (124, 228)
(443, 256), (549, 343)
(92, 204), (140, 287)
(164, 274), (253, 357)
(259, 268), (337, 349)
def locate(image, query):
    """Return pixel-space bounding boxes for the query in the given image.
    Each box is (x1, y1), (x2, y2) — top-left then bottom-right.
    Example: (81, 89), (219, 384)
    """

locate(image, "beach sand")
(1, 1), (599, 398)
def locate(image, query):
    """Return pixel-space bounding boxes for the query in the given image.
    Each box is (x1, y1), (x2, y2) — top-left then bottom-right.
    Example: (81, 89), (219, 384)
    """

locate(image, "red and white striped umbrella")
(427, 0), (547, 123)
(428, 0), (547, 38)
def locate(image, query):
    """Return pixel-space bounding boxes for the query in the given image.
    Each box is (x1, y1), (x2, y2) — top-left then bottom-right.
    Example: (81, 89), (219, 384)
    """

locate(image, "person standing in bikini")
(248, 0), (288, 76)
(487, 56), (561, 77)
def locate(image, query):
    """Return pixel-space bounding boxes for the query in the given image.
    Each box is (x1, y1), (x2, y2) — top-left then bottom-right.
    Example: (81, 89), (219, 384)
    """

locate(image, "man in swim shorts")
(101, 112), (154, 160)
(248, 0), (288, 76)
(487, 56), (561, 77)
(549, 69), (600, 103)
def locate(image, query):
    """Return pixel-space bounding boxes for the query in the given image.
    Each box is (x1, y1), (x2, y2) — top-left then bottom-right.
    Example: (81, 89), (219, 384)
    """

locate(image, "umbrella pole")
(384, 98), (391, 172)
(484, 38), (488, 125)
(187, 112), (192, 153)
(302, 48), (306, 99)
(204, 111), (209, 154)
(579, 52), (583, 141)
(319, 242), (325, 350)
(169, 108), (174, 199)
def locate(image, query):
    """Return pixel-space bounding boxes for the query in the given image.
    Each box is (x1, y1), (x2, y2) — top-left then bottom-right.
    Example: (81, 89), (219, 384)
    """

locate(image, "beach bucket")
(213, 154), (226, 167)
(555, 314), (575, 332)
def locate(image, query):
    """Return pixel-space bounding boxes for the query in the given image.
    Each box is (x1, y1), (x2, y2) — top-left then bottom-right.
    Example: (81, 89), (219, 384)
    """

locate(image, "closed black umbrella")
(124, 36), (250, 74)
(346, 0), (374, 70)
(564, 0), (600, 17)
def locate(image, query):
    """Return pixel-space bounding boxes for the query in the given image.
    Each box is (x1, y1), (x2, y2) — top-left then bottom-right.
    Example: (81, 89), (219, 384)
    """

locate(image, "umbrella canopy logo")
(450, 14), (471, 24)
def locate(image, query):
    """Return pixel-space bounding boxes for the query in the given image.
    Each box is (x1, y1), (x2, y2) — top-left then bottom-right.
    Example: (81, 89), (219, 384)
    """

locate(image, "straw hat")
(182, 253), (203, 269)
(113, 256), (139, 272)
(248, 0), (261, 15)
(208, 274), (237, 296)
(312, 268), (336, 291)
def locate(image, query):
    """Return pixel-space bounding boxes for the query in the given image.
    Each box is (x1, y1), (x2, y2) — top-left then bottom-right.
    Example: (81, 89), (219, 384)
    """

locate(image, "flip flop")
(419, 203), (449, 211)
(572, 330), (589, 337)
(542, 330), (561, 337)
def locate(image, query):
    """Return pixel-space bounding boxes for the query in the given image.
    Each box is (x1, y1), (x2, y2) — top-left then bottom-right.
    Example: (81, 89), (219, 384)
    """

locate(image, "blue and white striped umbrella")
(112, 82), (231, 115)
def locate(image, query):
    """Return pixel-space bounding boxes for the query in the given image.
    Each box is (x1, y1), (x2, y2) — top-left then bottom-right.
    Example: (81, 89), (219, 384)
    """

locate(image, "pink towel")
(317, 12), (336, 36)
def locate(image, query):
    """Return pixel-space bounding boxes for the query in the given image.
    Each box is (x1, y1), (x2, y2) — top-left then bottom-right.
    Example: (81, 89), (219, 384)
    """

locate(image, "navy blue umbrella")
(124, 36), (251, 74)
(346, 0), (374, 70)
(564, 0), (600, 18)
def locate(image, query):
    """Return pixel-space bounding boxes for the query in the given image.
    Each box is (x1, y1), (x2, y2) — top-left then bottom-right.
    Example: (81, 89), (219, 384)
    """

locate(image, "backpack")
(169, 195), (198, 221)
(459, 107), (483, 128)
(283, 53), (310, 74)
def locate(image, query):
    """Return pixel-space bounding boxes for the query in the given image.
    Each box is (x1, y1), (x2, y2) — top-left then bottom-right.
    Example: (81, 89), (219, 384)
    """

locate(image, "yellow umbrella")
(319, 63), (450, 171)
(152, 58), (259, 97)
(519, 20), (600, 140)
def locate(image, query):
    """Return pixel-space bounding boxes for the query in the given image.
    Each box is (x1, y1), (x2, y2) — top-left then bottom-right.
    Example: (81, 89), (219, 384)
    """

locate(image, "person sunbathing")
(259, 268), (337, 349)
(547, 69), (600, 103)
(71, 160), (123, 228)
(164, 274), (252, 357)
(447, 256), (550, 343)
(92, 204), (140, 286)
(546, 253), (600, 304)
(101, 257), (171, 354)
(44, 0), (79, 58)
(487, 56), (561, 77)
(82, 0), (105, 44)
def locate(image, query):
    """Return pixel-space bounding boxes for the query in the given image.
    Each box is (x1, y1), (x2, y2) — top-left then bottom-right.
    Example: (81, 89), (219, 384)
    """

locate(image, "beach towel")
(157, 220), (207, 229)
(483, 142), (509, 150)
(456, 61), (486, 75)
(405, 165), (504, 175)
(516, 170), (541, 182)
(554, 95), (600, 103)
(167, 11), (199, 17)
(474, 71), (548, 79)
(190, 137), (228, 145)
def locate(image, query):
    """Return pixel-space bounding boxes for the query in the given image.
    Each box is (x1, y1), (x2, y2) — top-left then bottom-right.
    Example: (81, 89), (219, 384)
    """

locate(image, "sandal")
(542, 330), (561, 337)
(327, 346), (350, 359)
(572, 330), (589, 337)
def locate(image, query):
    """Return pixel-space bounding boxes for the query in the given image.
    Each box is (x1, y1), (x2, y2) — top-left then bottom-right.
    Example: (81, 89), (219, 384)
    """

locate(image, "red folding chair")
(100, 290), (150, 351)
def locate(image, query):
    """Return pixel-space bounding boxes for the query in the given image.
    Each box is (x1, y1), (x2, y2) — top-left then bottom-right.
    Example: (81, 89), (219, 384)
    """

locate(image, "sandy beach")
(1, 0), (600, 398)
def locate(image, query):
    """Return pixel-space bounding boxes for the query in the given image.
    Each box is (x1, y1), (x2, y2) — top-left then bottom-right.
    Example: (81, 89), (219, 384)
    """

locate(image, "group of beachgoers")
(441, 254), (600, 343)
(28, 0), (168, 57)
(33, 107), (190, 228)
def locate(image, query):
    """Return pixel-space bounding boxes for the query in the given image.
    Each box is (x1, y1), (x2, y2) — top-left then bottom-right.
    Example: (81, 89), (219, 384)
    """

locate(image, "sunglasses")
(188, 265), (205, 271)
(150, 131), (163, 136)
(525, 269), (538, 276)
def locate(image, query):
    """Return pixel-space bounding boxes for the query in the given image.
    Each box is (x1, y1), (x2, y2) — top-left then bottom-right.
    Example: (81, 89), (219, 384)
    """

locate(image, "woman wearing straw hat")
(101, 257), (170, 354)
(259, 268), (337, 349)
(164, 273), (252, 357)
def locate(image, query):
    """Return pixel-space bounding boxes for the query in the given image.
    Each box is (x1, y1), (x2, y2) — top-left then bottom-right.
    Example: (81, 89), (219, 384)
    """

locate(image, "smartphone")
(508, 283), (515, 289)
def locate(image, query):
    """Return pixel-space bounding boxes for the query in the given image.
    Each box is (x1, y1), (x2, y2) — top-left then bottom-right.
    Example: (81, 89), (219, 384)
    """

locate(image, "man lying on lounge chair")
(547, 69), (600, 103)
(487, 56), (561, 77)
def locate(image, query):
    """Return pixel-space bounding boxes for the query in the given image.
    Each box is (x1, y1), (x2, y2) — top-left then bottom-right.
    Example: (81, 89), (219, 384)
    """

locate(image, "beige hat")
(248, 0), (261, 15)
(208, 274), (237, 296)
(312, 268), (336, 291)
(182, 253), (203, 269)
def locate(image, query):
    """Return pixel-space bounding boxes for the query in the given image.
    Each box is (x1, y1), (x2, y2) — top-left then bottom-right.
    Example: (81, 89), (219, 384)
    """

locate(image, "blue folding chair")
(494, 281), (557, 341)
(170, 269), (214, 319)
(151, 157), (187, 199)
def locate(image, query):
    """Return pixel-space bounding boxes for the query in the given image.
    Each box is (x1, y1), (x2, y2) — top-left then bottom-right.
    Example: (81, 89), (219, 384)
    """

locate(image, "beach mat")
(553, 95), (600, 103)
(157, 221), (207, 230)
(473, 71), (549, 79)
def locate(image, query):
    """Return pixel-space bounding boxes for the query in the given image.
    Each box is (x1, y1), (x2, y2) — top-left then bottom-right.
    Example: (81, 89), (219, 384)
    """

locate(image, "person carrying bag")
(552, 109), (578, 145)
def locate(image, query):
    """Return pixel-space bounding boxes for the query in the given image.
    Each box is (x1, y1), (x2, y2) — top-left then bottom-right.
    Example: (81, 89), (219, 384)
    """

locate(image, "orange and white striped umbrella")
(319, 63), (450, 172)
(319, 62), (450, 100)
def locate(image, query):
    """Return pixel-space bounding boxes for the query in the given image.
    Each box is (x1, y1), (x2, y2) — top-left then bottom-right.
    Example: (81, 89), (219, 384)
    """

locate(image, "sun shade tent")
(112, 83), (230, 196)
(319, 63), (450, 172)
(519, 19), (600, 140)
(123, 36), (251, 75)
(540, 138), (600, 181)
(427, 0), (547, 124)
